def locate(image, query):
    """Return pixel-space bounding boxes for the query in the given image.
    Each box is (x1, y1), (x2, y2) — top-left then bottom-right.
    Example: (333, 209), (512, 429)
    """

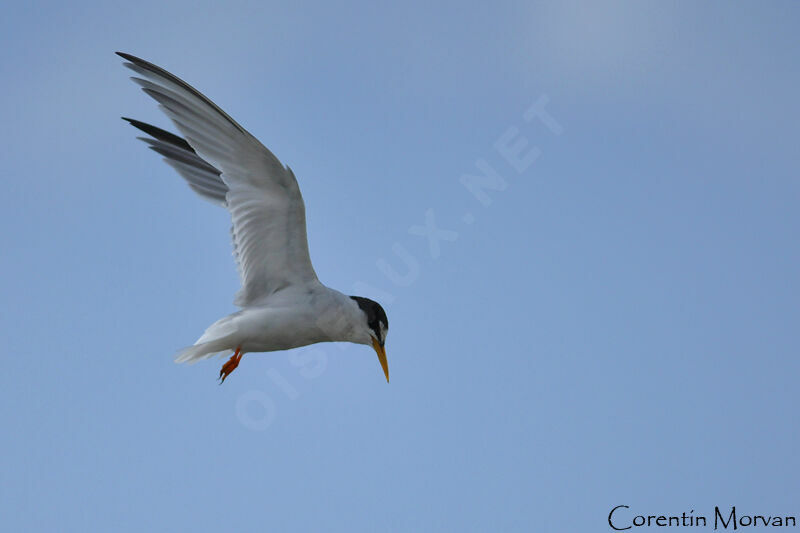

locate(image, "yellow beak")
(371, 338), (389, 383)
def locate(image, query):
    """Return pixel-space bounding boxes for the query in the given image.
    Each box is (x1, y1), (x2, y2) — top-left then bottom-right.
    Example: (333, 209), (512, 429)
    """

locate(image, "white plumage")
(118, 53), (389, 383)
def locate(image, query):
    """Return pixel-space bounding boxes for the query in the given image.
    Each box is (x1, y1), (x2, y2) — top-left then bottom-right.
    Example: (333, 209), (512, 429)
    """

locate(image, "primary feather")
(118, 52), (318, 306)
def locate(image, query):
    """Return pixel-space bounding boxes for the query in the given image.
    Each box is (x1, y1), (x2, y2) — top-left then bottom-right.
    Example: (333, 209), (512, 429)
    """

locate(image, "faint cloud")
(526, 1), (676, 90)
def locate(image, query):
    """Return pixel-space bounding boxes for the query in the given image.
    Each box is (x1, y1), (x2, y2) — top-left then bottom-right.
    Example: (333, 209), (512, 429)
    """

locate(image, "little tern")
(117, 52), (389, 383)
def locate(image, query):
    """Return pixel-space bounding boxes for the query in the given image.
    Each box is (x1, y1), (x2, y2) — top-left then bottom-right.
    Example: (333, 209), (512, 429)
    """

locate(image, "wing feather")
(118, 52), (318, 305)
(124, 119), (228, 206)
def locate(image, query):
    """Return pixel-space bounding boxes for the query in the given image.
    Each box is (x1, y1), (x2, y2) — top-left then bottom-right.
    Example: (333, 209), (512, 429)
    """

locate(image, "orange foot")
(219, 345), (243, 384)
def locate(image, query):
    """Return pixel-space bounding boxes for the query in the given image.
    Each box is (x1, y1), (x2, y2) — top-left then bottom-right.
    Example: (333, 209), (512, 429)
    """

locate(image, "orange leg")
(219, 345), (243, 384)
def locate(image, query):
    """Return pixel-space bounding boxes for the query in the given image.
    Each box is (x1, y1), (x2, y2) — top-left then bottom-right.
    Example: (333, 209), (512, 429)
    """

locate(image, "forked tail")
(174, 342), (229, 364)
(174, 313), (239, 364)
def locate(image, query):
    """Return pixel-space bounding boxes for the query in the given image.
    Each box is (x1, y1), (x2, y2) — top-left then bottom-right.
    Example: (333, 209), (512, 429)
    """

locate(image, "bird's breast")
(235, 290), (358, 353)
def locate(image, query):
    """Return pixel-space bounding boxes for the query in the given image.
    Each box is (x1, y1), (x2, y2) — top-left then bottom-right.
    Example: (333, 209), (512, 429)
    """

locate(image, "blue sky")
(1, 1), (799, 531)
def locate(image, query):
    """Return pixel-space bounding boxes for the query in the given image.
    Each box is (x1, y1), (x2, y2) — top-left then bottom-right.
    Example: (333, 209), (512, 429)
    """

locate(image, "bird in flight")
(117, 52), (389, 384)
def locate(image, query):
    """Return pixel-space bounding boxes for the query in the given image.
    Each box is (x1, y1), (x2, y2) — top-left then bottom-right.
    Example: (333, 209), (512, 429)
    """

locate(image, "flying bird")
(117, 52), (389, 383)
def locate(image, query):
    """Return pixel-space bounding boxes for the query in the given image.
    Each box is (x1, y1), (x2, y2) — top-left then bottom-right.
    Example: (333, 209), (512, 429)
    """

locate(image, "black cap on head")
(350, 296), (388, 345)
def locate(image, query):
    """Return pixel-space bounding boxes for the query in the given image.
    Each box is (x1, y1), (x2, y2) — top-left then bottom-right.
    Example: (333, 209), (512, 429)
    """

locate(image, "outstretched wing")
(118, 52), (318, 306)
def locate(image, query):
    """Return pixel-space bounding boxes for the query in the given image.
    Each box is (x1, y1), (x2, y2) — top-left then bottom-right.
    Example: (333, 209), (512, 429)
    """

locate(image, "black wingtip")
(116, 52), (151, 68)
(114, 50), (247, 135)
(120, 116), (196, 153)
(121, 116), (146, 128)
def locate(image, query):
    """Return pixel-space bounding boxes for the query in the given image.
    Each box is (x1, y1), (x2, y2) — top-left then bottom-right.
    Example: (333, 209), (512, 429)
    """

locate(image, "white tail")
(174, 313), (239, 364)
(174, 342), (227, 364)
